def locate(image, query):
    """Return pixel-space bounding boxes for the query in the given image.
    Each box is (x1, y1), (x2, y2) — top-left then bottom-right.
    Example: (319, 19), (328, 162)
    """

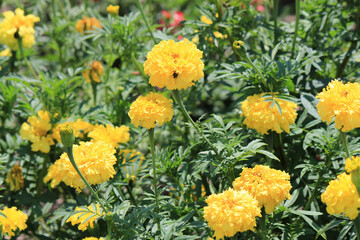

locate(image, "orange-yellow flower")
(52, 119), (94, 143)
(75, 16), (102, 34)
(0, 207), (28, 237)
(83, 60), (104, 83)
(107, 5), (120, 15)
(66, 204), (104, 231)
(6, 164), (24, 191)
(88, 124), (130, 148)
(201, 15), (213, 25)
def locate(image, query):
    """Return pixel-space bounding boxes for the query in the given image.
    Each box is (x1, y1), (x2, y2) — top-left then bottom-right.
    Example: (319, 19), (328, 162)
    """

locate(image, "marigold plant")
(88, 124), (130, 148)
(75, 16), (102, 34)
(52, 119), (94, 143)
(0, 207), (28, 237)
(83, 60), (104, 83)
(66, 204), (104, 231)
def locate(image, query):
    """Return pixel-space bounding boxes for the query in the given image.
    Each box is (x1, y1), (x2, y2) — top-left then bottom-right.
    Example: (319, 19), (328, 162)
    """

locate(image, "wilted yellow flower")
(52, 119), (94, 143)
(6, 164), (24, 191)
(201, 15), (213, 25)
(204, 188), (261, 239)
(0, 8), (40, 50)
(107, 5), (120, 15)
(316, 79), (360, 131)
(83, 60), (104, 83)
(0, 207), (28, 237)
(119, 149), (145, 180)
(128, 92), (174, 129)
(321, 173), (360, 219)
(75, 16), (102, 34)
(0, 48), (11, 57)
(233, 165), (292, 214)
(44, 141), (117, 192)
(66, 204), (104, 231)
(144, 39), (204, 90)
(88, 124), (130, 148)
(19, 110), (55, 153)
(241, 93), (298, 134)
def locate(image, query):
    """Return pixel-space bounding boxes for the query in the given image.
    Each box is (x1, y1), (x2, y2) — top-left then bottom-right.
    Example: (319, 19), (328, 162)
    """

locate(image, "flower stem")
(135, 0), (157, 45)
(259, 207), (267, 240)
(291, 0), (300, 58)
(273, 0), (279, 44)
(340, 131), (351, 159)
(172, 90), (222, 159)
(304, 171), (323, 210)
(91, 82), (97, 106)
(148, 128), (161, 231)
(354, 214), (360, 240)
(36, 154), (50, 197)
(17, 38), (38, 79)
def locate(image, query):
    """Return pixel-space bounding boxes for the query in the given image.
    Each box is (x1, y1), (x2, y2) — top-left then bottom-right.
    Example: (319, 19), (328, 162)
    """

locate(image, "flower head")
(241, 93), (298, 134)
(321, 172), (360, 219)
(128, 92), (174, 129)
(19, 110), (54, 153)
(75, 17), (102, 34)
(52, 119), (94, 142)
(119, 149), (145, 180)
(66, 204), (104, 231)
(0, 8), (40, 50)
(44, 141), (117, 192)
(316, 79), (360, 131)
(144, 39), (204, 90)
(83, 60), (104, 83)
(88, 124), (130, 148)
(107, 5), (120, 16)
(204, 188), (261, 239)
(201, 15), (213, 25)
(0, 207), (28, 237)
(6, 164), (24, 191)
(233, 165), (292, 214)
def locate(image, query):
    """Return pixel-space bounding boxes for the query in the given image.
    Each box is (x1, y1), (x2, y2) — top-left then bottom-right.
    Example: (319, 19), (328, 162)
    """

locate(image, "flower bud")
(233, 40), (247, 59)
(345, 156), (360, 195)
(60, 123), (75, 148)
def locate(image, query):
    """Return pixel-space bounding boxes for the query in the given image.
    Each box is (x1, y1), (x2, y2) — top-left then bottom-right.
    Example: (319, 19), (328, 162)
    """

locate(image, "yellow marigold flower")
(19, 110), (54, 153)
(233, 165), (292, 214)
(83, 238), (104, 240)
(241, 93), (298, 134)
(0, 48), (11, 57)
(316, 79), (360, 131)
(83, 60), (104, 83)
(204, 188), (261, 239)
(119, 149), (145, 180)
(107, 5), (120, 15)
(128, 92), (174, 129)
(201, 15), (213, 25)
(321, 172), (360, 219)
(44, 141), (117, 192)
(52, 120), (94, 143)
(66, 204), (104, 231)
(88, 124), (130, 148)
(0, 207), (28, 237)
(144, 39), (204, 90)
(6, 164), (24, 191)
(75, 16), (102, 34)
(0, 8), (39, 50)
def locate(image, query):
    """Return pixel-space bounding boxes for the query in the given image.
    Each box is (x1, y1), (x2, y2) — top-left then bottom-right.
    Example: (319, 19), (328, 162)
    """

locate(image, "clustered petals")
(0, 207), (28, 237)
(88, 124), (130, 148)
(75, 16), (102, 34)
(83, 60), (104, 83)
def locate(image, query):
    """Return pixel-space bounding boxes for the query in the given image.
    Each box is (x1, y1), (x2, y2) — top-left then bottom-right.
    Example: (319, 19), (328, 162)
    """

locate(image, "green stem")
(131, 52), (147, 79)
(277, 133), (287, 170)
(91, 82), (97, 106)
(148, 128), (161, 231)
(17, 38), (38, 79)
(125, 184), (137, 207)
(259, 207), (267, 240)
(36, 154), (50, 197)
(64, 145), (108, 214)
(340, 131), (351, 159)
(291, 0), (300, 58)
(353, 214), (360, 240)
(273, 0), (279, 44)
(244, 55), (268, 90)
(135, 0), (157, 45)
(304, 171), (323, 210)
(172, 90), (222, 159)
(336, 41), (357, 78)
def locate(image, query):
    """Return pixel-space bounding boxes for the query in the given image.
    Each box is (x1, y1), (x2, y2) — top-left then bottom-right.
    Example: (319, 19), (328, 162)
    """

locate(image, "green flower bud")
(233, 40), (247, 59)
(60, 123), (75, 148)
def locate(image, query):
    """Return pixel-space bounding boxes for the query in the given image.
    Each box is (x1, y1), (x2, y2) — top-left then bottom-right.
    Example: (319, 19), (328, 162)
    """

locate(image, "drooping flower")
(144, 39), (204, 90)
(6, 164), (24, 191)
(0, 207), (28, 237)
(52, 119), (94, 143)
(44, 141), (117, 192)
(119, 149), (145, 180)
(316, 79), (360, 132)
(233, 165), (292, 214)
(75, 17), (102, 34)
(128, 92), (174, 129)
(83, 60), (104, 83)
(66, 204), (104, 231)
(203, 188), (261, 239)
(19, 110), (55, 153)
(321, 173), (360, 220)
(107, 5), (120, 16)
(241, 93), (298, 134)
(0, 8), (40, 50)
(88, 124), (130, 148)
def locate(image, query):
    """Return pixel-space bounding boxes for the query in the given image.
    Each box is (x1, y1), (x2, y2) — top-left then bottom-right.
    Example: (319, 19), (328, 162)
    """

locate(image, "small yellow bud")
(345, 156), (360, 195)
(107, 5), (120, 16)
(59, 122), (75, 148)
(233, 40), (247, 59)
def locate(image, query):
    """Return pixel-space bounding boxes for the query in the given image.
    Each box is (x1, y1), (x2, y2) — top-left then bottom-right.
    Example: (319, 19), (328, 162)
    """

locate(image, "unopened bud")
(345, 156), (360, 195)
(233, 40), (247, 59)
(59, 123), (74, 148)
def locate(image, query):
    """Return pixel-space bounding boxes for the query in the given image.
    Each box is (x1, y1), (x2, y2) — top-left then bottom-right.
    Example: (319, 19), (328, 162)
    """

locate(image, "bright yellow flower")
(6, 164), (24, 191)
(107, 5), (120, 15)
(83, 238), (104, 240)
(0, 207), (28, 237)
(19, 110), (54, 153)
(119, 149), (145, 180)
(201, 15), (213, 25)
(316, 79), (360, 131)
(241, 93), (298, 134)
(321, 173), (360, 220)
(75, 16), (102, 34)
(233, 165), (292, 214)
(204, 188), (261, 239)
(44, 141), (117, 192)
(0, 8), (40, 50)
(345, 156), (360, 173)
(83, 60), (104, 83)
(128, 92), (174, 129)
(66, 204), (104, 231)
(52, 119), (94, 143)
(0, 48), (11, 56)
(144, 39), (204, 90)
(88, 124), (130, 148)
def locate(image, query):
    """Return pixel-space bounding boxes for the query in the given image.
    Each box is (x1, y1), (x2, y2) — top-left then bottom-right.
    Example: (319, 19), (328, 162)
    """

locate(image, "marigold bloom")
(83, 60), (104, 83)
(128, 92), (174, 129)
(144, 39), (204, 90)
(83, 238), (104, 240)
(119, 149), (145, 180)
(204, 188), (261, 239)
(0, 207), (28, 237)
(6, 164), (24, 191)
(44, 141), (117, 192)
(107, 5), (120, 15)
(0, 8), (39, 50)
(321, 173), (360, 219)
(75, 16), (102, 34)
(52, 120), (94, 143)
(316, 79), (360, 131)
(19, 110), (55, 153)
(66, 204), (104, 231)
(241, 93), (298, 134)
(233, 165), (292, 214)
(88, 124), (130, 148)
(201, 15), (213, 25)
